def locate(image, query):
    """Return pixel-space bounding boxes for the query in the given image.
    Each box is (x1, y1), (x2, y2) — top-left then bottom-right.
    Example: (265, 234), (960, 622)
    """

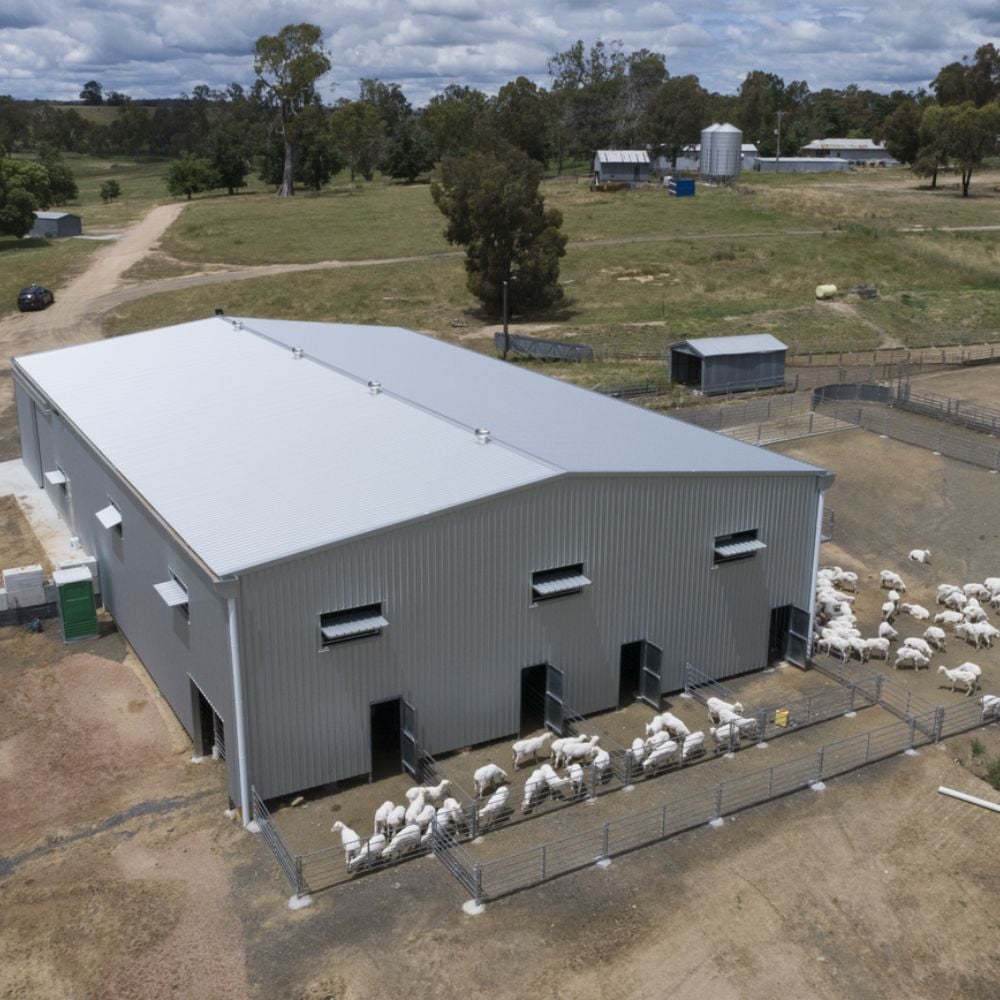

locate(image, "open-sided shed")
(669, 334), (788, 395)
(593, 150), (650, 186)
(30, 211), (82, 238)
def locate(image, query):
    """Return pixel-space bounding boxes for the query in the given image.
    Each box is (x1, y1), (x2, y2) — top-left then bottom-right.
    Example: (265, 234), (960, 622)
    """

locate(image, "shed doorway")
(370, 698), (402, 781)
(671, 350), (701, 387)
(621, 640), (663, 709)
(190, 680), (224, 759)
(520, 664), (547, 736)
(619, 641), (642, 708)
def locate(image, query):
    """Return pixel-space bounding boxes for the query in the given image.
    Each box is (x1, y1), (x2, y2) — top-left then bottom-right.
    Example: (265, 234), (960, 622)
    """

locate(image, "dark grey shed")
(30, 211), (82, 238)
(669, 334), (787, 395)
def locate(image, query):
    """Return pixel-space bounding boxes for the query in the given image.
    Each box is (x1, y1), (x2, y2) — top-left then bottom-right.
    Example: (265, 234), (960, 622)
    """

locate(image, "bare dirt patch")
(0, 494), (52, 575)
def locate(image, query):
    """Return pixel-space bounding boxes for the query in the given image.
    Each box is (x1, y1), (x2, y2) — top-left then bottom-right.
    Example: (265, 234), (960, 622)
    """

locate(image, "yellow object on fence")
(774, 708), (790, 727)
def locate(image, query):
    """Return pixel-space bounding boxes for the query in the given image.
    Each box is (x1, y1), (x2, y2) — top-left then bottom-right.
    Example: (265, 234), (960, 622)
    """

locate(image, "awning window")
(320, 603), (387, 645)
(532, 563), (591, 601)
(44, 469), (67, 486)
(154, 579), (189, 607)
(95, 503), (123, 530)
(714, 538), (767, 559)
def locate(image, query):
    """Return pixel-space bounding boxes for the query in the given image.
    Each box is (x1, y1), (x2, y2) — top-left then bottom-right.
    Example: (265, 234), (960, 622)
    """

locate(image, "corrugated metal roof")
(17, 318), (825, 575)
(16, 320), (559, 576)
(800, 139), (886, 151)
(670, 334), (788, 358)
(34, 211), (75, 220)
(240, 319), (813, 478)
(596, 150), (650, 164)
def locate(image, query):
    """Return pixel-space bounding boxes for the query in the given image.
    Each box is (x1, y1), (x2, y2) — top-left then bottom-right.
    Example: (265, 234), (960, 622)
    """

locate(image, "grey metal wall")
(237, 470), (824, 799)
(14, 375), (240, 802)
(702, 351), (786, 394)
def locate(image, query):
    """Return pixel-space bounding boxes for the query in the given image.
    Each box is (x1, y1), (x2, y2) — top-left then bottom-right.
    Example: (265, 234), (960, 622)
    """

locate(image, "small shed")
(30, 212), (82, 238)
(593, 150), (650, 186)
(669, 334), (787, 395)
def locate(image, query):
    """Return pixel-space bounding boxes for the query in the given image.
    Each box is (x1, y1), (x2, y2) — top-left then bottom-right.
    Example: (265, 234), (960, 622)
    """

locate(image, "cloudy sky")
(1, 0), (996, 105)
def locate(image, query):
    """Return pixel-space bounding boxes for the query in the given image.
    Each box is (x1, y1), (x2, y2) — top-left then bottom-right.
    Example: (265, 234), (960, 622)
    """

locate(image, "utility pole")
(775, 110), (786, 173)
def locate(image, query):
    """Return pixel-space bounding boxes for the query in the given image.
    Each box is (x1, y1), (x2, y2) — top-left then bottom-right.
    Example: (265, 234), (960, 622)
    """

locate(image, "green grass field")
(0, 237), (101, 319)
(10, 155), (999, 367)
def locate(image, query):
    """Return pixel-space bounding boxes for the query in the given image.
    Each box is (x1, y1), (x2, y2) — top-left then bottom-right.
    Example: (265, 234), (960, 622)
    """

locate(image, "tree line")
(3, 32), (999, 196)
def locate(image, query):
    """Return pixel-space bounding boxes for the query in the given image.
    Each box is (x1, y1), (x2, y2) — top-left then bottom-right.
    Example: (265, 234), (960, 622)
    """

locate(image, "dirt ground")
(2, 420), (1000, 999)
(910, 364), (1000, 410)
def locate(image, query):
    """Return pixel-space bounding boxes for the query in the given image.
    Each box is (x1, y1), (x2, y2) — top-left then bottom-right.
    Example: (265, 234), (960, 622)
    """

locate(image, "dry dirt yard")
(4, 389), (1000, 998)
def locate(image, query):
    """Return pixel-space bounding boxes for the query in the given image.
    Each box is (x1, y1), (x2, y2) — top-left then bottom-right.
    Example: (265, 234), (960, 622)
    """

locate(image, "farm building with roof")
(593, 150), (651, 186)
(669, 334), (788, 395)
(13, 317), (831, 818)
(30, 211), (82, 238)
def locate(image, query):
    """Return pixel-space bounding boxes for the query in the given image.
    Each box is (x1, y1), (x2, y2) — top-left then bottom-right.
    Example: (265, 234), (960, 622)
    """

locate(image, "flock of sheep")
(814, 549), (1000, 699)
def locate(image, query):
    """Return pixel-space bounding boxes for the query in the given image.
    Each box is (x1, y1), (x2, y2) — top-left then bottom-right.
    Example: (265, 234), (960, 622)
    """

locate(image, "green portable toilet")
(54, 566), (99, 641)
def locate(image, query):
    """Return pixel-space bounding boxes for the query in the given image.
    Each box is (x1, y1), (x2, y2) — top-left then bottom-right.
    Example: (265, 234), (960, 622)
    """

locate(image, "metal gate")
(401, 699), (419, 779)
(639, 641), (663, 708)
(544, 665), (565, 735)
(771, 605), (811, 668)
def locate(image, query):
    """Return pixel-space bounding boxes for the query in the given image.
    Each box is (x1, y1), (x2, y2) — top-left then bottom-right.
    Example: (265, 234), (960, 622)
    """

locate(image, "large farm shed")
(13, 317), (830, 818)
(30, 211), (82, 238)
(669, 334), (788, 395)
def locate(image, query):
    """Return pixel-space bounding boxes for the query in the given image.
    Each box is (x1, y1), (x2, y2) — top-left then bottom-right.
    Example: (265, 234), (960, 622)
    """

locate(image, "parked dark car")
(17, 285), (55, 311)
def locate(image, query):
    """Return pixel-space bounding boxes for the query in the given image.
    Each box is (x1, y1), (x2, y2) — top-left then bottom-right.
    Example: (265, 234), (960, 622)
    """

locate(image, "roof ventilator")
(475, 427), (491, 445)
(292, 346), (304, 359)
(368, 380), (382, 395)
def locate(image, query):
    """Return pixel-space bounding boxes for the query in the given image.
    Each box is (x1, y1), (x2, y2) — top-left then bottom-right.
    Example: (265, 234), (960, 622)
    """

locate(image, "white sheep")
(331, 820), (363, 863)
(879, 570), (906, 591)
(628, 737), (646, 766)
(886, 589), (901, 607)
(983, 577), (1000, 594)
(830, 569), (859, 592)
(894, 647), (929, 671)
(963, 603), (990, 624)
(413, 779), (452, 804)
(477, 785), (510, 825)
(710, 723), (741, 751)
(646, 711), (691, 739)
(373, 800), (396, 836)
(681, 731), (705, 761)
(404, 791), (426, 826)
(922, 626), (947, 651)
(943, 590), (968, 611)
(645, 729), (674, 751)
(963, 582), (991, 599)
(549, 735), (579, 769)
(349, 833), (386, 871)
(642, 739), (679, 772)
(473, 763), (509, 798)
(385, 804), (407, 835)
(706, 696), (745, 722)
(412, 802), (437, 831)
(847, 636), (870, 662)
(902, 636), (932, 658)
(881, 601), (897, 623)
(980, 694), (1000, 720)
(521, 768), (548, 813)
(555, 735), (600, 768)
(955, 621), (995, 649)
(878, 621), (899, 642)
(899, 603), (930, 621)
(435, 797), (465, 833)
(937, 664), (979, 695)
(816, 634), (850, 661)
(934, 610), (965, 626)
(381, 823), (422, 860)
(539, 763), (573, 799)
(511, 732), (552, 768)
(863, 637), (890, 660)
(565, 762), (585, 796)
(908, 549), (931, 564)
(936, 584), (963, 604)
(592, 747), (612, 779)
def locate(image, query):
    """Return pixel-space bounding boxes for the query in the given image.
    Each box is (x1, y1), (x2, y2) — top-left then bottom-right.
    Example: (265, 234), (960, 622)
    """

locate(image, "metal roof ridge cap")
(231, 317), (566, 475)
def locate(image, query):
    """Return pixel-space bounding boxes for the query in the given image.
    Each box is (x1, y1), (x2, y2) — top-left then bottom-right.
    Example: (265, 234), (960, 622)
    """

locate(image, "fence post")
(875, 673), (884, 706)
(470, 802), (479, 841)
(849, 682), (856, 712)
(864, 730), (872, 763)
(934, 707), (945, 743)
(601, 822), (610, 861)
(714, 783), (724, 820)
(474, 863), (484, 904)
(295, 856), (306, 898)
(624, 750), (633, 787)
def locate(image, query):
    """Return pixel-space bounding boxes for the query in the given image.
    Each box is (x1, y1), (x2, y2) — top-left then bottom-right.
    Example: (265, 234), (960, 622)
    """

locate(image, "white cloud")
(0, 0), (995, 103)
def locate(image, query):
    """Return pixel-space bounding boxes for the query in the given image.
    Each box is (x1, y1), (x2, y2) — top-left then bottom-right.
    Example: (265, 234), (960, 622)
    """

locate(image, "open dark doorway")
(370, 698), (402, 781)
(619, 641), (643, 708)
(190, 680), (222, 758)
(520, 664), (547, 736)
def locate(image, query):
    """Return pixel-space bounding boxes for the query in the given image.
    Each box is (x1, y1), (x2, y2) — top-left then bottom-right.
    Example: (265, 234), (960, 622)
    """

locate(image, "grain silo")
(699, 123), (720, 179)
(713, 123), (743, 180)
